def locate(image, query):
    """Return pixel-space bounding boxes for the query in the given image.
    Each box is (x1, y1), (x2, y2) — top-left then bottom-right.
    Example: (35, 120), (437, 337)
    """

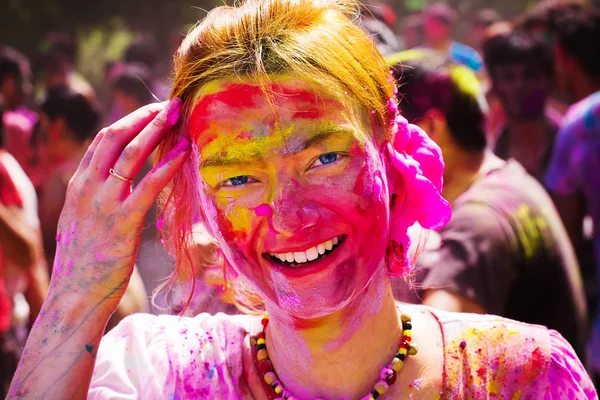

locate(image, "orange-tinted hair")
(155, 0), (396, 313)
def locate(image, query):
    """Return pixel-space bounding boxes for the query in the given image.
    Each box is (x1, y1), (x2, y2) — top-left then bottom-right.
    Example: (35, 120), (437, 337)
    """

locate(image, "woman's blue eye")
(317, 152), (338, 165)
(225, 176), (249, 186)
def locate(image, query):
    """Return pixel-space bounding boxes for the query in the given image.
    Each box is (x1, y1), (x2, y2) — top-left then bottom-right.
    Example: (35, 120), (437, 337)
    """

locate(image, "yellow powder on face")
(192, 77), (375, 237)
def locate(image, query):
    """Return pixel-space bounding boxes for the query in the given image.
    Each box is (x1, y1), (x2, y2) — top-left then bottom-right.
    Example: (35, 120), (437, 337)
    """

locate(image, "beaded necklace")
(250, 311), (417, 400)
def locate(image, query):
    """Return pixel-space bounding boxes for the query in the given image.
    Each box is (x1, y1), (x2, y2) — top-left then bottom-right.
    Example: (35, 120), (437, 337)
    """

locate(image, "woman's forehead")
(190, 77), (343, 115)
(188, 77), (370, 145)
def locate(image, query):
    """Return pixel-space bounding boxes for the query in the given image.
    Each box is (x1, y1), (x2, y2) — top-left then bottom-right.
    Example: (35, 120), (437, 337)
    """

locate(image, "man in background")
(421, 3), (483, 73)
(484, 30), (557, 183)
(390, 51), (588, 362)
(544, 7), (600, 375)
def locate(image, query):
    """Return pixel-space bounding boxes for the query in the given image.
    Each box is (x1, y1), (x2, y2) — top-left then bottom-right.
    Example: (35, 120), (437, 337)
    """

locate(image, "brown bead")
(383, 368), (397, 385)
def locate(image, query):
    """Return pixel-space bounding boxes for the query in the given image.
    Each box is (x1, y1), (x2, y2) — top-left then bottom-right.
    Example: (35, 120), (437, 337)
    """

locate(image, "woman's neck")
(265, 267), (403, 398)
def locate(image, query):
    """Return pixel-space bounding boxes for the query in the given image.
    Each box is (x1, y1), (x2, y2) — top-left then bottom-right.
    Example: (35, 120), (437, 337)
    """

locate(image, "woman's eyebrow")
(199, 126), (354, 168)
(301, 126), (354, 151)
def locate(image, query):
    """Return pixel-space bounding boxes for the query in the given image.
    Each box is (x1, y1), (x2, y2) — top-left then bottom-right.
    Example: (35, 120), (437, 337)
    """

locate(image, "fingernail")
(167, 98), (183, 126)
(176, 136), (191, 152)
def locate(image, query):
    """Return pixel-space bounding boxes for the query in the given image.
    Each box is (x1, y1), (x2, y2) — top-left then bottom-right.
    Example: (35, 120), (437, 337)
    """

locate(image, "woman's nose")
(269, 188), (320, 237)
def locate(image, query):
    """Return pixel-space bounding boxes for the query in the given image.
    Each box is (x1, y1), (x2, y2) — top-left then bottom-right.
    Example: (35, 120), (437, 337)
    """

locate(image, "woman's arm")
(7, 99), (189, 399)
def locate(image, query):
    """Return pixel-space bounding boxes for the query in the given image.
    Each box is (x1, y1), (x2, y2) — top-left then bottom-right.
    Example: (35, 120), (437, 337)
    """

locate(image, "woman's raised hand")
(52, 98), (190, 311)
(8, 99), (191, 399)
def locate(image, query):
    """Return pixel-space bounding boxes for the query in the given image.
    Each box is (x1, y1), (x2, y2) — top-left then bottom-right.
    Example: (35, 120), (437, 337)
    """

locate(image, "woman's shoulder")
(407, 305), (596, 399)
(89, 312), (257, 399)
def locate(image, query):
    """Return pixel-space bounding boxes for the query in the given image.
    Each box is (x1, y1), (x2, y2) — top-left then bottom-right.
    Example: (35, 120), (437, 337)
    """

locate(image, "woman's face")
(190, 77), (390, 319)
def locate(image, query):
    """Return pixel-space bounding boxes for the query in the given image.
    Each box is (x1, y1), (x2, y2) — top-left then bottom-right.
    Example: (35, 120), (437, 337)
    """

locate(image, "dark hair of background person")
(112, 63), (154, 106)
(552, 6), (600, 78)
(124, 42), (157, 71)
(41, 86), (101, 143)
(515, 0), (589, 33)
(44, 32), (78, 66)
(473, 8), (503, 29)
(391, 54), (487, 152)
(0, 103), (4, 148)
(0, 47), (24, 85)
(483, 30), (554, 78)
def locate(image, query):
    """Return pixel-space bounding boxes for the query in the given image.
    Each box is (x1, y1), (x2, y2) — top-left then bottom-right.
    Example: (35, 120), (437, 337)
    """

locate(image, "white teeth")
(293, 252), (307, 263)
(306, 247), (319, 261)
(270, 236), (343, 264)
(317, 243), (326, 255)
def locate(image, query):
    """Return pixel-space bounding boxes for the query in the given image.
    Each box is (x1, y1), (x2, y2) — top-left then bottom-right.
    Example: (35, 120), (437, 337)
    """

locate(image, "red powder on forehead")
(189, 81), (344, 142)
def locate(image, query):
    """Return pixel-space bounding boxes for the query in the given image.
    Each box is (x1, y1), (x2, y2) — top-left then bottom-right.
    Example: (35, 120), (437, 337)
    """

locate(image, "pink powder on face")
(253, 204), (280, 236)
(254, 203), (273, 217)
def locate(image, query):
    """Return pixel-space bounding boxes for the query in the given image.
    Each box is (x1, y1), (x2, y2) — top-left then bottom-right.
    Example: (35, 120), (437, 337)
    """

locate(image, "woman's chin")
(267, 281), (360, 320)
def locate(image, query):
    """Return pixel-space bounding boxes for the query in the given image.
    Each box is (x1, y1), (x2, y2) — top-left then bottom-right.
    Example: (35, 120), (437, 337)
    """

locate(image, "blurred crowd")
(1, 0), (600, 396)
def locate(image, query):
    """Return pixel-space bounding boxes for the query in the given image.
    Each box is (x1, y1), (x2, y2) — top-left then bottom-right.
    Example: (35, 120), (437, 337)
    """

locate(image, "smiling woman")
(7, 0), (597, 399)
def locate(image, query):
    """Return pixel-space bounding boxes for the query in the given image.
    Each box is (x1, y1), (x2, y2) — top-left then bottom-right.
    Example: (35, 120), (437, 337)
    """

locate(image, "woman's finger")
(127, 136), (191, 212)
(110, 98), (182, 186)
(76, 127), (106, 171)
(88, 101), (168, 177)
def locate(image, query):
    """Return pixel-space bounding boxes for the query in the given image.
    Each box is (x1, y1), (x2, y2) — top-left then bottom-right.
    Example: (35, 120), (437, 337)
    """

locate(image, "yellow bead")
(257, 349), (268, 361)
(257, 338), (266, 345)
(264, 371), (276, 385)
(274, 385), (283, 394)
(375, 380), (389, 394)
(403, 330), (412, 337)
(263, 313), (269, 320)
(408, 345), (418, 356)
(399, 348), (408, 356)
(392, 357), (404, 372)
(401, 314), (411, 323)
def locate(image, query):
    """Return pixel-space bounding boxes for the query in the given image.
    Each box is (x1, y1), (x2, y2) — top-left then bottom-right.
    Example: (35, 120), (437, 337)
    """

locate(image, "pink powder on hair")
(383, 113), (451, 276)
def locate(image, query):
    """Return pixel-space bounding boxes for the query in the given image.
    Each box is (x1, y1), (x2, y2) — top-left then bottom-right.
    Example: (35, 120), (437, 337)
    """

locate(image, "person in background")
(0, 103), (49, 398)
(544, 7), (600, 377)
(390, 51), (588, 362)
(0, 47), (40, 183)
(469, 8), (503, 54)
(402, 13), (423, 50)
(358, 3), (402, 56)
(484, 30), (557, 183)
(36, 86), (148, 330)
(36, 33), (95, 102)
(421, 3), (483, 73)
(124, 41), (169, 101)
(107, 63), (154, 124)
(515, 0), (589, 120)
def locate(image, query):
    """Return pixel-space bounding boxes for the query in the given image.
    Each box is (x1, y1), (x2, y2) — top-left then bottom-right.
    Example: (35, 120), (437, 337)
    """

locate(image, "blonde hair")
(156, 0), (396, 313)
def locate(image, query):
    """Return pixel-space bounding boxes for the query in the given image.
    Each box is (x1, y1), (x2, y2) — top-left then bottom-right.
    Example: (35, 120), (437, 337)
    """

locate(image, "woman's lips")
(264, 235), (346, 267)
